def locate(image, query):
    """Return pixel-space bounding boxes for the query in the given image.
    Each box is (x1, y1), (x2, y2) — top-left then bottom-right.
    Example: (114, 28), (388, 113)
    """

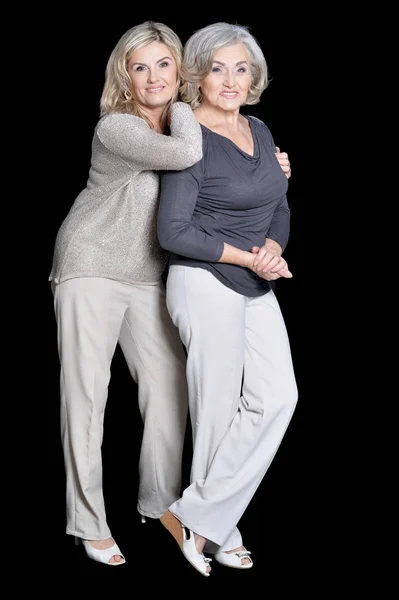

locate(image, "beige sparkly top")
(49, 102), (202, 285)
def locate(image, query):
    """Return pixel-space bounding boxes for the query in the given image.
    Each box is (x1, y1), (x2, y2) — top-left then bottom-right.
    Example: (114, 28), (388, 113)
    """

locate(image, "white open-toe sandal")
(75, 538), (126, 566)
(214, 548), (253, 569)
(160, 510), (212, 577)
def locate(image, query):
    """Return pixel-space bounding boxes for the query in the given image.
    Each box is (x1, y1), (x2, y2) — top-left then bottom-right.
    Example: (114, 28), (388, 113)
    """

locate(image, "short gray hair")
(180, 22), (269, 109)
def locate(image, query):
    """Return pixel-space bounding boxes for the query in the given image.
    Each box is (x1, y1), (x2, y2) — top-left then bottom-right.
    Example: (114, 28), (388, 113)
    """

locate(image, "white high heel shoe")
(75, 537), (126, 566)
(214, 548), (253, 569)
(160, 510), (212, 577)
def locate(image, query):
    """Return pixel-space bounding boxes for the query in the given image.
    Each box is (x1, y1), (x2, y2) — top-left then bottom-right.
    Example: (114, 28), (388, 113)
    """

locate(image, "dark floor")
(47, 357), (320, 582)
(48, 480), (315, 581)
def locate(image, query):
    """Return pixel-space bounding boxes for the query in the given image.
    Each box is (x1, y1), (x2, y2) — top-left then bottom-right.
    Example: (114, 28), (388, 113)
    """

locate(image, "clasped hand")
(250, 245), (293, 280)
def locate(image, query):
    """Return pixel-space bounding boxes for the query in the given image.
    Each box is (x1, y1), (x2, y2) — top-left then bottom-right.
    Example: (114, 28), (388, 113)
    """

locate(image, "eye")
(237, 67), (247, 73)
(211, 66), (222, 73)
(134, 65), (147, 72)
(159, 61), (170, 68)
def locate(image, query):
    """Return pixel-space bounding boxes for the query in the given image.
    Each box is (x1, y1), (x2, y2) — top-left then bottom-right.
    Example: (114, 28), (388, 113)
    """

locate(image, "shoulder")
(246, 114), (270, 133)
(246, 115), (275, 148)
(198, 124), (214, 143)
(170, 101), (193, 114)
(96, 113), (149, 136)
(170, 101), (199, 126)
(198, 125), (217, 157)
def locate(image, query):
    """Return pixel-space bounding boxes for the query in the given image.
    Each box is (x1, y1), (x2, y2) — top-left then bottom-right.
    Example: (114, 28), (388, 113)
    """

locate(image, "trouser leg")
(166, 267), (245, 548)
(53, 278), (126, 539)
(118, 282), (188, 518)
(166, 268), (298, 547)
(216, 289), (298, 550)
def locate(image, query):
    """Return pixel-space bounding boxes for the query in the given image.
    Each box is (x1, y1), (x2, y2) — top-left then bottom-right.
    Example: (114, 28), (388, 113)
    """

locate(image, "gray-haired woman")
(158, 22), (298, 576)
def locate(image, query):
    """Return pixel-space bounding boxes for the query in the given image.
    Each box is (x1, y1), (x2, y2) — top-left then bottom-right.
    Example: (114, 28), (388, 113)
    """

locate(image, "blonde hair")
(180, 22), (269, 109)
(100, 21), (183, 130)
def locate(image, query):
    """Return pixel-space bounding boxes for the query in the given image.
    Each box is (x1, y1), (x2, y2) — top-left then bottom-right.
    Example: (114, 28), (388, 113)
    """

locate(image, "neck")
(194, 104), (241, 129)
(140, 106), (164, 133)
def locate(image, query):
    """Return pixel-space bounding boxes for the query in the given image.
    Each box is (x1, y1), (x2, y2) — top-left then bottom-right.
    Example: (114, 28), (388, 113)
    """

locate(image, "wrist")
(243, 251), (255, 269)
(265, 238), (282, 256)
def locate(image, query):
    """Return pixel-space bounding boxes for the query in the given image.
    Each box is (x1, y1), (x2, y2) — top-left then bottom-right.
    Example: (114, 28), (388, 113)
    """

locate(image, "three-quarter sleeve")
(96, 102), (202, 170)
(157, 161), (224, 262)
(266, 195), (290, 252)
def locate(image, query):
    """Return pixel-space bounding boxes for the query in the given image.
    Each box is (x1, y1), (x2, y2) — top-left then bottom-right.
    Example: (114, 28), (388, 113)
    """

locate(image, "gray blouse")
(158, 117), (290, 297)
(49, 102), (203, 285)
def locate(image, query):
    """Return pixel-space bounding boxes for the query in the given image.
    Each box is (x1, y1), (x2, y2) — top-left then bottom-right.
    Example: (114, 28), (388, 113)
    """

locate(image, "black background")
(46, 8), (326, 583)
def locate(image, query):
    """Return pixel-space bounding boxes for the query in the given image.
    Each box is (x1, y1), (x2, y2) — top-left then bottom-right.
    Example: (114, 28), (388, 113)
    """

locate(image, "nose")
(147, 70), (159, 83)
(223, 71), (236, 87)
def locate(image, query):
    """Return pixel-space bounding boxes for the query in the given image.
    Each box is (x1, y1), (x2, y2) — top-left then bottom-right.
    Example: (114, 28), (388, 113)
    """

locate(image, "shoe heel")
(160, 510), (211, 577)
(160, 510), (183, 548)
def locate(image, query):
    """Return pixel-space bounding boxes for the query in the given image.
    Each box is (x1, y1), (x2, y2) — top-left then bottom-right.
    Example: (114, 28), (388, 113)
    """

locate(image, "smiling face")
(127, 41), (178, 112)
(199, 43), (252, 113)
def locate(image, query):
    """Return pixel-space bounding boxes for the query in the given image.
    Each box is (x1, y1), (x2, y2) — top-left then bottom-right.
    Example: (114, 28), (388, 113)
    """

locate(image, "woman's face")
(127, 41), (178, 111)
(199, 43), (252, 112)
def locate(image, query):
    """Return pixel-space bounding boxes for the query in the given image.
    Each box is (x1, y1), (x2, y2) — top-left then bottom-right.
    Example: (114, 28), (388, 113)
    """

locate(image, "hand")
(250, 246), (292, 280)
(275, 147), (291, 179)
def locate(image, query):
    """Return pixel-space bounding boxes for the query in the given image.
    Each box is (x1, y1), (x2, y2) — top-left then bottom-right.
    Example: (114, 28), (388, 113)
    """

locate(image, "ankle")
(194, 533), (207, 554)
(86, 537), (115, 550)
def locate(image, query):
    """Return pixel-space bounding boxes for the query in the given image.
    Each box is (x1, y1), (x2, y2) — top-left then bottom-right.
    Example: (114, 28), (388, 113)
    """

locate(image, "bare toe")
(109, 554), (123, 564)
(87, 538), (125, 564)
(226, 546), (251, 566)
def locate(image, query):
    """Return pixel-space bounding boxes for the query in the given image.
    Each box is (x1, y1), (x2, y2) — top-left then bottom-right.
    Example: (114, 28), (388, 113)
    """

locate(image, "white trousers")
(166, 266), (298, 551)
(53, 277), (188, 539)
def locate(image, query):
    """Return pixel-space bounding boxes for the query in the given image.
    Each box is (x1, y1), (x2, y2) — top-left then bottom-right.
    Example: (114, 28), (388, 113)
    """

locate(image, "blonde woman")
(49, 21), (203, 566)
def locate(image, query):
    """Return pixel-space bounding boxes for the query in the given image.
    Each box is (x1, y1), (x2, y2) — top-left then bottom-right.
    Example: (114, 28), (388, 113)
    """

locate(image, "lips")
(146, 87), (165, 93)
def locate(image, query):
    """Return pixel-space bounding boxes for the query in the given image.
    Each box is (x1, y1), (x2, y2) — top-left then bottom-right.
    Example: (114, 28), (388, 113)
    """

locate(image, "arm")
(158, 165), (274, 271)
(249, 120), (292, 276)
(265, 195), (290, 253)
(158, 163), (224, 261)
(97, 102), (202, 171)
(251, 196), (292, 277)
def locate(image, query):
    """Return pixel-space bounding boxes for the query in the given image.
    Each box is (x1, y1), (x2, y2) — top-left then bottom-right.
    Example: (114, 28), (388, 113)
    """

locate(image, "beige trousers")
(52, 277), (188, 540)
(166, 266), (298, 551)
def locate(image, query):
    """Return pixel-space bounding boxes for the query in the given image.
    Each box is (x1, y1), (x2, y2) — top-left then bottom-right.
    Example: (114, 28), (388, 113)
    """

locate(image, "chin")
(149, 94), (172, 105)
(219, 102), (241, 111)
(219, 97), (242, 105)
(150, 101), (171, 110)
